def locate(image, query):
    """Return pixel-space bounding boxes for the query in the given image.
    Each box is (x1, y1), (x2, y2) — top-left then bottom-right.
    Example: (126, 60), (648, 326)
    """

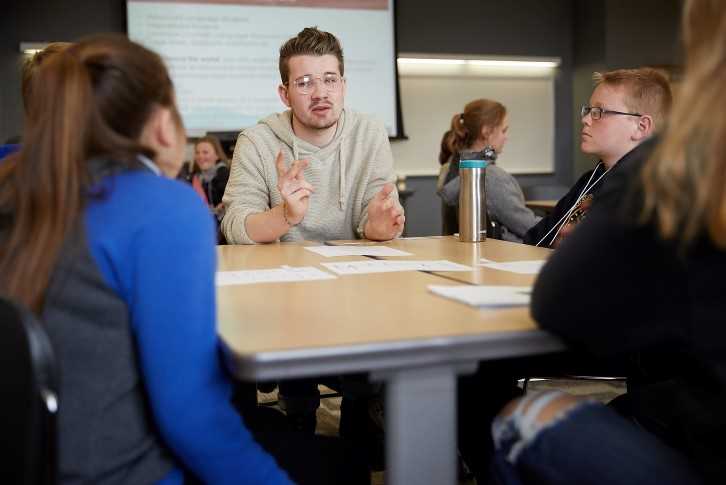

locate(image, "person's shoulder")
(602, 137), (659, 197)
(235, 113), (274, 146)
(346, 110), (387, 136)
(615, 136), (659, 178)
(486, 163), (511, 178)
(574, 166), (598, 185)
(0, 144), (20, 161)
(102, 170), (211, 227)
(215, 163), (230, 176)
(85, 170), (214, 259)
(550, 166), (599, 211)
(236, 113), (288, 160)
(240, 121), (274, 139)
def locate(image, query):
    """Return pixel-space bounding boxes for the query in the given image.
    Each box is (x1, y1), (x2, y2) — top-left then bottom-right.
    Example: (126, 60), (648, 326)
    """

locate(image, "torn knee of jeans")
(492, 390), (589, 464)
(497, 396), (525, 420)
(533, 393), (582, 426)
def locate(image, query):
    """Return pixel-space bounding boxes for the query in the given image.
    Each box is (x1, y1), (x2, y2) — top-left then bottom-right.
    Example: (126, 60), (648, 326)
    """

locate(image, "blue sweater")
(83, 168), (292, 484)
(0, 143), (20, 161)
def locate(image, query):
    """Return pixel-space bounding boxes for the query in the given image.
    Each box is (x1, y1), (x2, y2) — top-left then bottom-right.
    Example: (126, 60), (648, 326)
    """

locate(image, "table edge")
(222, 329), (565, 381)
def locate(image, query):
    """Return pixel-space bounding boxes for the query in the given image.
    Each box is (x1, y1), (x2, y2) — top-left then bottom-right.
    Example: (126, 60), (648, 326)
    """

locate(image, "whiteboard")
(391, 67), (555, 177)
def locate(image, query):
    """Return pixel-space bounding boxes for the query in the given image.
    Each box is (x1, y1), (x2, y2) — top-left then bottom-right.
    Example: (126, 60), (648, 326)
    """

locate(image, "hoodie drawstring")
(338, 141), (345, 210)
(292, 138), (299, 162)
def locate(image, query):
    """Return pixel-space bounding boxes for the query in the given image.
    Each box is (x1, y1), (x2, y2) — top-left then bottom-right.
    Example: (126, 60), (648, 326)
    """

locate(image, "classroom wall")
(0, 1), (126, 144)
(0, 0), (576, 173)
(0, 0), (682, 238)
(395, 0), (576, 236)
(571, 0), (682, 178)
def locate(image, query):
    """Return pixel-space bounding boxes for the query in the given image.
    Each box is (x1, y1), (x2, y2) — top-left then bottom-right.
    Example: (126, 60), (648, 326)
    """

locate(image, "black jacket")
(201, 163), (230, 207)
(523, 143), (650, 246)
(179, 162), (230, 207)
(532, 138), (726, 484)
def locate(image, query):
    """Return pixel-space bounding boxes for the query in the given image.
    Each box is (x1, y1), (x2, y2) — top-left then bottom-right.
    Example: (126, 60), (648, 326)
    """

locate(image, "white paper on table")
(477, 259), (547, 275)
(321, 260), (472, 275)
(305, 245), (412, 257)
(428, 285), (532, 307)
(216, 266), (336, 286)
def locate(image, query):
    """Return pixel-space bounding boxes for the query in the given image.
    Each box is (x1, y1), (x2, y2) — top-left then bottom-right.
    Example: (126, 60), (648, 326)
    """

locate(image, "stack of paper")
(428, 285), (532, 308)
(321, 260), (471, 275)
(216, 266), (336, 286)
(304, 245), (412, 257)
(478, 259), (546, 275)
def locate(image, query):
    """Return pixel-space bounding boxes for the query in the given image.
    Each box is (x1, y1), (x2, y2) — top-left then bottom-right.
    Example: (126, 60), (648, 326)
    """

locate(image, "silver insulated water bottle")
(458, 159), (487, 242)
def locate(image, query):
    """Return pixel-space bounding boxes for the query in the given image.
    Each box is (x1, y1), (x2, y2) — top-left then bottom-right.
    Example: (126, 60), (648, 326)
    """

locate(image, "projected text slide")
(128, 0), (397, 135)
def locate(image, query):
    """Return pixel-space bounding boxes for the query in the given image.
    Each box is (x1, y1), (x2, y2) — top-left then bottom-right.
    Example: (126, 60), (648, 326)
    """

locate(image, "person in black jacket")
(490, 1), (726, 483)
(523, 67), (671, 248)
(457, 69), (672, 485)
(180, 135), (230, 218)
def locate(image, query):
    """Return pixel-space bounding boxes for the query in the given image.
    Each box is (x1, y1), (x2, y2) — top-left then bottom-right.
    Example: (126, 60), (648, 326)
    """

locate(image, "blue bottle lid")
(459, 159), (488, 169)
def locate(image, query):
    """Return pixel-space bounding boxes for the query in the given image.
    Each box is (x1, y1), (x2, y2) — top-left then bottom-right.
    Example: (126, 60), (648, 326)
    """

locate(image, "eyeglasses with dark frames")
(581, 105), (642, 120)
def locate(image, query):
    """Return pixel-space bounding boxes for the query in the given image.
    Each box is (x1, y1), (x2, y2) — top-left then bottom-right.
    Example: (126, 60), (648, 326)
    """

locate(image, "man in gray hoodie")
(221, 27), (404, 245)
(221, 27), (401, 458)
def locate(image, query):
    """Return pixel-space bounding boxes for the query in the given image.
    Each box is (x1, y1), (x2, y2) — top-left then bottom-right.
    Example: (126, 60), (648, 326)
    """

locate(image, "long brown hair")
(21, 42), (72, 113)
(0, 34), (181, 312)
(641, 0), (726, 248)
(439, 99), (506, 165)
(193, 135), (229, 172)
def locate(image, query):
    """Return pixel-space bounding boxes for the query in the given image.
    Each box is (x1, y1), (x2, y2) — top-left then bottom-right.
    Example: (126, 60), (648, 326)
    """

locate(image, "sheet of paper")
(478, 259), (547, 275)
(305, 245), (412, 257)
(321, 260), (472, 275)
(428, 285), (532, 308)
(216, 266), (336, 286)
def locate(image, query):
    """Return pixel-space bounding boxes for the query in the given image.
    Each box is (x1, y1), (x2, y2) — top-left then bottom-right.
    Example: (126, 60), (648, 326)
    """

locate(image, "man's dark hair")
(279, 27), (344, 85)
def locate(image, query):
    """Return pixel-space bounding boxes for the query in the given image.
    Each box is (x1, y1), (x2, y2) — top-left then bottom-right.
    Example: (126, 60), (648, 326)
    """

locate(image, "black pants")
(277, 374), (381, 416)
(232, 388), (370, 485)
(457, 367), (523, 485)
(255, 429), (369, 485)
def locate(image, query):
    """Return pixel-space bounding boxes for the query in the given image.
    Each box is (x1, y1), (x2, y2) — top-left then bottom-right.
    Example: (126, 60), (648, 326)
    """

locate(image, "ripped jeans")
(491, 391), (703, 485)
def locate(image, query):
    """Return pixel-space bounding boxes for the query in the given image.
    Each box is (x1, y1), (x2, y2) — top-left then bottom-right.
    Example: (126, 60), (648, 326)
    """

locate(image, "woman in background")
(437, 99), (540, 241)
(490, 0), (726, 483)
(0, 34), (365, 485)
(180, 135), (230, 218)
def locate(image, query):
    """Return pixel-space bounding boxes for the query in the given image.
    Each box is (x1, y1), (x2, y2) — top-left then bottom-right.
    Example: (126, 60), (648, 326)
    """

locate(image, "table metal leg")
(375, 364), (475, 485)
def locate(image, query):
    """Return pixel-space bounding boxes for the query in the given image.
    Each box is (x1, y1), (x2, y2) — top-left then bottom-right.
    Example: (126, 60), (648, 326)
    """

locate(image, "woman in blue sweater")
(0, 35), (364, 485)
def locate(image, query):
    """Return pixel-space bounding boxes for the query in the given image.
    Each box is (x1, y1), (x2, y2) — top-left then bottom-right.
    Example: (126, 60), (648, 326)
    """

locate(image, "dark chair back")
(441, 202), (503, 240)
(522, 184), (568, 202)
(0, 297), (58, 485)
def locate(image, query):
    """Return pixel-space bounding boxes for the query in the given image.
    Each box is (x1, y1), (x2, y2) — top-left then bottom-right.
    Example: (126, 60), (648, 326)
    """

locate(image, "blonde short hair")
(593, 68), (672, 129)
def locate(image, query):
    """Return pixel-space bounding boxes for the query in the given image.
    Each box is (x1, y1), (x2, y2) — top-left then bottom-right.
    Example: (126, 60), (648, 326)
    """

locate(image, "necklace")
(536, 162), (612, 247)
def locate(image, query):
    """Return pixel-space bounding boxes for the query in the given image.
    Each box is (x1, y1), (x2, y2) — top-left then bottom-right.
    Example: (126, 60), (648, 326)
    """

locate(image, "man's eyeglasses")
(287, 73), (342, 95)
(581, 105), (642, 120)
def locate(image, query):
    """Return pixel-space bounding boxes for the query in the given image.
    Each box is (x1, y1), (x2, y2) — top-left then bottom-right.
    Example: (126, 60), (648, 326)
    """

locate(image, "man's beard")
(298, 107), (341, 131)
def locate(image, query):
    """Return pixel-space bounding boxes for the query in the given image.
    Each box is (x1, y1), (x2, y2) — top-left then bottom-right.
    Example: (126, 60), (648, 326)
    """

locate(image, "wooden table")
(338, 235), (553, 285)
(217, 237), (563, 485)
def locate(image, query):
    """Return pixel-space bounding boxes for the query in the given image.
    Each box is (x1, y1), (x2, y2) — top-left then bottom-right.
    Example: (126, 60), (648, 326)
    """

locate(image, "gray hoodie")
(221, 109), (401, 244)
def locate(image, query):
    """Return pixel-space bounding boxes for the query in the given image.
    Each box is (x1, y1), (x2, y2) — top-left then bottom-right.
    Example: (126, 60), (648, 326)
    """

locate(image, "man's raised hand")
(275, 151), (314, 225)
(363, 183), (405, 240)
